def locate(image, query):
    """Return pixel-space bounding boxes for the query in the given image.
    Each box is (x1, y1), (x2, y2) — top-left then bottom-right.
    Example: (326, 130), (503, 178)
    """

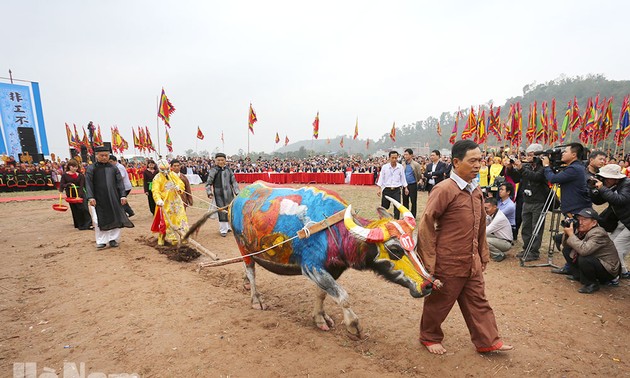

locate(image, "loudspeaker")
(18, 127), (38, 155)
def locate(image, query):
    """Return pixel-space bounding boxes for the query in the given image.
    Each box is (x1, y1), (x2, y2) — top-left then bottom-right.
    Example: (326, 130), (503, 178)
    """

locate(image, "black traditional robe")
(86, 162), (134, 231)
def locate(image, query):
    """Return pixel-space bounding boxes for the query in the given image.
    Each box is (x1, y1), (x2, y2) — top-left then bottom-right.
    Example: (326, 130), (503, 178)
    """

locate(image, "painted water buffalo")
(228, 181), (434, 338)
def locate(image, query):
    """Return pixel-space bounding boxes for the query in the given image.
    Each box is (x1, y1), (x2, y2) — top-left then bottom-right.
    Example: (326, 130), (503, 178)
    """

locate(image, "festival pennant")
(166, 129), (173, 152)
(340, 136), (344, 148)
(158, 88), (176, 128)
(313, 112), (319, 139)
(196, 126), (205, 140)
(389, 122), (396, 142)
(354, 117), (359, 140)
(94, 125), (104, 147)
(248, 103), (257, 134)
(275, 132), (280, 144)
(284, 135), (289, 146)
(436, 121), (442, 137)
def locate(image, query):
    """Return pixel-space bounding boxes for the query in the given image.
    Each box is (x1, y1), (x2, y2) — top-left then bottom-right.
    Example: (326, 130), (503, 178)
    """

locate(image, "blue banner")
(0, 82), (39, 159)
(31, 82), (49, 156)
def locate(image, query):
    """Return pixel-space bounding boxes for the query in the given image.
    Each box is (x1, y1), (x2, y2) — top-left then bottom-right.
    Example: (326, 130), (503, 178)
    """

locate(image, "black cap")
(576, 208), (599, 221)
(215, 152), (226, 159)
(94, 146), (109, 153)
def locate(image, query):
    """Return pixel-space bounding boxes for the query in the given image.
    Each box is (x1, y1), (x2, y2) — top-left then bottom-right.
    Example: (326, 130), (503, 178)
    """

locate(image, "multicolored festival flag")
(313, 112), (319, 139)
(65, 123), (78, 150)
(615, 95), (630, 146)
(165, 129), (173, 153)
(275, 132), (280, 144)
(133, 128), (140, 149)
(476, 108), (486, 144)
(436, 121), (442, 137)
(158, 88), (176, 128)
(94, 125), (104, 147)
(366, 138), (370, 150)
(73, 124), (81, 152)
(145, 126), (155, 152)
(196, 126), (204, 140)
(449, 111), (460, 144)
(560, 101), (571, 143)
(389, 122), (396, 142)
(548, 99), (558, 145)
(353, 117), (359, 140)
(340, 136), (344, 148)
(285, 135), (289, 146)
(248, 103), (257, 134)
(461, 107), (477, 140)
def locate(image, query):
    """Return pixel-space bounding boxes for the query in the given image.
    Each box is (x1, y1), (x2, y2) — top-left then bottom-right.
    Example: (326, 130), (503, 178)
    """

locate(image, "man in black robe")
(206, 153), (240, 236)
(86, 146), (134, 248)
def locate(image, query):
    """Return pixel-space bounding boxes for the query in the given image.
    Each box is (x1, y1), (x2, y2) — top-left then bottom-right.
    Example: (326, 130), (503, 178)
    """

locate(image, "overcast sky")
(4, 0), (629, 158)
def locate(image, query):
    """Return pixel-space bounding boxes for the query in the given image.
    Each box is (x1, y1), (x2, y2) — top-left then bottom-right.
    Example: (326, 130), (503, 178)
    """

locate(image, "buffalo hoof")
(315, 313), (335, 331)
(345, 322), (366, 340)
(251, 301), (268, 310)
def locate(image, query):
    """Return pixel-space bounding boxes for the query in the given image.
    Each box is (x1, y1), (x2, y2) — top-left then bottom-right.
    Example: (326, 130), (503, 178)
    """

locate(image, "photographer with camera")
(590, 164), (630, 279)
(561, 208), (620, 294)
(541, 143), (592, 274)
(512, 144), (550, 261)
(541, 143), (592, 216)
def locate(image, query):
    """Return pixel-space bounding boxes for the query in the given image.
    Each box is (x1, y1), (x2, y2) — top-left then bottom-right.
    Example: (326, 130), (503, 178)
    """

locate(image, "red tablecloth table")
(349, 173), (374, 185)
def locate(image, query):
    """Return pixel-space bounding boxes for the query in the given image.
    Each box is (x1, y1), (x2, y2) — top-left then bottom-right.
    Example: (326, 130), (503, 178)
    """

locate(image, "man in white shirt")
(484, 197), (513, 262)
(376, 150), (408, 219)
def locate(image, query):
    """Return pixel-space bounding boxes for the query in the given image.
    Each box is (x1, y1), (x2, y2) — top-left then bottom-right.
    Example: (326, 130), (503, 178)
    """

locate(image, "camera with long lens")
(533, 146), (565, 172)
(561, 217), (579, 231)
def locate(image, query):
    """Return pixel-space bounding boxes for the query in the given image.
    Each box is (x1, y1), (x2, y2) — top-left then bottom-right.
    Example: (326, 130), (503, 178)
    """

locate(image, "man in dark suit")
(424, 150), (448, 192)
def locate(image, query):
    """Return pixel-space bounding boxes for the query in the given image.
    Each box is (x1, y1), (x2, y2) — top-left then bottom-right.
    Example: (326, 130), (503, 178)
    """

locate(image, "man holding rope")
(206, 153), (240, 237)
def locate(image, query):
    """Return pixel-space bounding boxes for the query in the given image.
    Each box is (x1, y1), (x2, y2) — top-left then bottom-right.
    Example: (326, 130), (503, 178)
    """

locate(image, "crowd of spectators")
(1, 149), (628, 193)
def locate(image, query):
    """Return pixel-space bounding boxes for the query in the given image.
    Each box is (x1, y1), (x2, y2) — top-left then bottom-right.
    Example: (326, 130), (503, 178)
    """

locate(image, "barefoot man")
(417, 140), (513, 355)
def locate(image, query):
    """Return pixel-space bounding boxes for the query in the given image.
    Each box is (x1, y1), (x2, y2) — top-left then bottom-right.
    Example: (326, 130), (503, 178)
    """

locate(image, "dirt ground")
(1, 184), (629, 377)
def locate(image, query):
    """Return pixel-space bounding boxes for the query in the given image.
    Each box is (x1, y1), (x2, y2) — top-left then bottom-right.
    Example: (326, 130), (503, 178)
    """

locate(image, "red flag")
(389, 122), (396, 142)
(275, 132), (280, 144)
(73, 124), (81, 152)
(313, 112), (319, 139)
(158, 88), (176, 128)
(284, 135), (289, 146)
(548, 99), (558, 145)
(146, 126), (155, 152)
(248, 103), (257, 134)
(461, 107), (477, 140)
(353, 118), (359, 140)
(196, 126), (205, 140)
(94, 125), (103, 146)
(570, 97), (581, 131)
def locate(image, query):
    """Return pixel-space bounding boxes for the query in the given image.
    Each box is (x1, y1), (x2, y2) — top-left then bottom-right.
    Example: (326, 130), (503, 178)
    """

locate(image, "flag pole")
(247, 107), (250, 156)
(156, 95), (161, 157)
(196, 126), (198, 155)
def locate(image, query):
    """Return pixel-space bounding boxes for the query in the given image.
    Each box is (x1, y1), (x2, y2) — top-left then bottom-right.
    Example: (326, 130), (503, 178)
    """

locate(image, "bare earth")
(1, 184), (629, 377)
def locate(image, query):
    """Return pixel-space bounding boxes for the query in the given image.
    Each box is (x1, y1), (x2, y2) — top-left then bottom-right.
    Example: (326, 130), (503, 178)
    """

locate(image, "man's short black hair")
(452, 140), (479, 161)
(567, 142), (586, 160)
(389, 150), (399, 157)
(404, 148), (413, 155)
(589, 150), (606, 161)
(170, 159), (180, 166)
(109, 155), (117, 162)
(500, 182), (514, 196)
(484, 197), (498, 206)
(431, 149), (441, 156)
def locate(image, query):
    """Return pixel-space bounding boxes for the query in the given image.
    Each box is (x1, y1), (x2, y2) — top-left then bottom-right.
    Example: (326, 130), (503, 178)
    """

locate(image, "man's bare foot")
(425, 343), (447, 355)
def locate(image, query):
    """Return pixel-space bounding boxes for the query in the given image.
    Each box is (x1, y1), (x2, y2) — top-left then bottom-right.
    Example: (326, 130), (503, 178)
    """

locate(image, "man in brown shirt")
(417, 140), (512, 355)
(170, 159), (193, 209)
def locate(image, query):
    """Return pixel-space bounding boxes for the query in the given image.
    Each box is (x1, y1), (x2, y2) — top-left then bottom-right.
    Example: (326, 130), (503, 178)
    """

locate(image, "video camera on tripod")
(533, 146), (566, 172)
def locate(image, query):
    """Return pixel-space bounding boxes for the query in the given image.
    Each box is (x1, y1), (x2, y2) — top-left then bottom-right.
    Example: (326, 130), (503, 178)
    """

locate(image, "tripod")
(520, 184), (562, 268)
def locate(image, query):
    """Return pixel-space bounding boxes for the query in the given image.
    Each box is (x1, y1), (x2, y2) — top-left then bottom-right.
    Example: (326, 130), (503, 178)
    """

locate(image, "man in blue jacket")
(541, 143), (592, 274)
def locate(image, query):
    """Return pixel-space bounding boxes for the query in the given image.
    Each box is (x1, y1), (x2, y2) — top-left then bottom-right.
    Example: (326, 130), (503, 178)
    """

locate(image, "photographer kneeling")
(561, 208), (620, 294)
(590, 164), (630, 279)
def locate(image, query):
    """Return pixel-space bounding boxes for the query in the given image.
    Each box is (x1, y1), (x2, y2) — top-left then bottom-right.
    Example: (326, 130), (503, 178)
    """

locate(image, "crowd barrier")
(233, 172), (375, 185)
